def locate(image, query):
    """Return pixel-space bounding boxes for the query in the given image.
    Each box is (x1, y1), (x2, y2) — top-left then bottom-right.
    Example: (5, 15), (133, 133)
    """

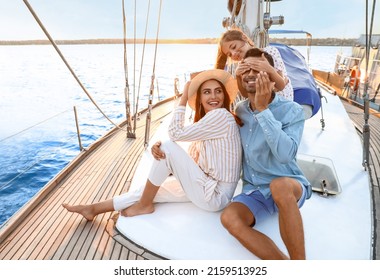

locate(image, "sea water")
(0, 44), (351, 226)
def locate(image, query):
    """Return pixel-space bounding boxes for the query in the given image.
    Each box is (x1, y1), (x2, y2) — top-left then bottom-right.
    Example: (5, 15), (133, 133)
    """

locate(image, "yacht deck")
(0, 95), (379, 260)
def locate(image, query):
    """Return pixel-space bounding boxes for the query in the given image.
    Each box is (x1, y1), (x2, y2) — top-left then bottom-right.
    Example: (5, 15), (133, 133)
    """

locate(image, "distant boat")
(312, 34), (380, 111)
(0, 0), (375, 260)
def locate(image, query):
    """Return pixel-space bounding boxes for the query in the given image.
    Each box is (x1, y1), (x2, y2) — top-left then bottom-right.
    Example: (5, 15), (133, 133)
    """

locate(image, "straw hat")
(187, 69), (238, 111)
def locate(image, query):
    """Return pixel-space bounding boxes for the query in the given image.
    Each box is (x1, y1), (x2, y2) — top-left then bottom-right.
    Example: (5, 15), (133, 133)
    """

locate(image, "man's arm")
(255, 72), (304, 163)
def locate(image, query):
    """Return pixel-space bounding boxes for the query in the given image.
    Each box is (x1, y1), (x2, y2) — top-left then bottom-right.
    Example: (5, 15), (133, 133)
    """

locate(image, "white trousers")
(113, 140), (237, 212)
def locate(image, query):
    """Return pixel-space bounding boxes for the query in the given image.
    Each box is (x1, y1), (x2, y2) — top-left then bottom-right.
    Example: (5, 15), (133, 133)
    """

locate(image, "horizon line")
(0, 37), (358, 45)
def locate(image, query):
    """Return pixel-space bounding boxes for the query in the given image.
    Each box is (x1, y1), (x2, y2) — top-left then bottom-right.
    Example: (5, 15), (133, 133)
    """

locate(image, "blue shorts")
(232, 182), (309, 225)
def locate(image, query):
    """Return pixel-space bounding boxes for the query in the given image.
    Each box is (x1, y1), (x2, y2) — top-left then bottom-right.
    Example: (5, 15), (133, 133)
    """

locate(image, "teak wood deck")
(0, 95), (379, 260)
(0, 98), (177, 260)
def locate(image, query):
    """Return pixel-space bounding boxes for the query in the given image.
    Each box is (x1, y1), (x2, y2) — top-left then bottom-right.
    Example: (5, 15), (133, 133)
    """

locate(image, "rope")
(257, 0), (268, 48)
(252, 28), (268, 48)
(133, 0), (137, 125)
(144, 0), (163, 148)
(22, 0), (126, 132)
(133, 0), (152, 134)
(230, 0), (247, 32)
(230, 0), (238, 24)
(122, 0), (135, 138)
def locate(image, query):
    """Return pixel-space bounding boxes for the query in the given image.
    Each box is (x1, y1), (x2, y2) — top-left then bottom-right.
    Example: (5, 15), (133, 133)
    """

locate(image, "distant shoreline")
(0, 38), (357, 46)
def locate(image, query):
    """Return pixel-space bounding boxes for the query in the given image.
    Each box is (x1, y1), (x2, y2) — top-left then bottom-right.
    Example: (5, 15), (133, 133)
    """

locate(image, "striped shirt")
(168, 106), (242, 183)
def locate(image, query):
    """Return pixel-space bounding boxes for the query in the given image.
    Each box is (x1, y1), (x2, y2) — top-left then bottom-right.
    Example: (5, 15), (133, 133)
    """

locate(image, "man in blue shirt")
(221, 48), (312, 260)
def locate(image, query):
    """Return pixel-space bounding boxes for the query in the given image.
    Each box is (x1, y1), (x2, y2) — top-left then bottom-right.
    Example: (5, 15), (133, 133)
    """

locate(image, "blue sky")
(0, 0), (378, 40)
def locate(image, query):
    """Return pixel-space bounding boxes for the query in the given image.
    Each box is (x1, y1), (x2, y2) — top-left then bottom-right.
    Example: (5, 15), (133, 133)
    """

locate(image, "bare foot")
(120, 202), (154, 217)
(62, 203), (95, 221)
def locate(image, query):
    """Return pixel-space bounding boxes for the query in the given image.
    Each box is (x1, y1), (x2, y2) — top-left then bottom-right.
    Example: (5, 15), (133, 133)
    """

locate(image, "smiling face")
(199, 79), (225, 113)
(240, 57), (262, 95)
(221, 39), (251, 62)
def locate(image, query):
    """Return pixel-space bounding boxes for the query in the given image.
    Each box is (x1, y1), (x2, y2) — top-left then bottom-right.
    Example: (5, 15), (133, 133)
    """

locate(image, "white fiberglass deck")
(116, 90), (372, 260)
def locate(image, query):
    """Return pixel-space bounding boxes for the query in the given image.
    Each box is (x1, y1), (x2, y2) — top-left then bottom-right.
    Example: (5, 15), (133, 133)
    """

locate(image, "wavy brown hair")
(193, 79), (243, 126)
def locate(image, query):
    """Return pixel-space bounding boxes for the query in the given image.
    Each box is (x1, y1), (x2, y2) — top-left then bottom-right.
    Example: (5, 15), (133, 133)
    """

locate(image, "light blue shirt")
(235, 94), (311, 199)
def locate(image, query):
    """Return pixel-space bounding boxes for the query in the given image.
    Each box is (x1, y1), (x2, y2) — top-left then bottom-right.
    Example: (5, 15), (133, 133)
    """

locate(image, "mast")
(225, 0), (284, 47)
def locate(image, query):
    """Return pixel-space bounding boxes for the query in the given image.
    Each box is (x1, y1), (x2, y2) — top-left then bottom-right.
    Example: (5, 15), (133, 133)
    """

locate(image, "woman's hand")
(151, 141), (166, 160)
(243, 54), (276, 75)
(240, 54), (286, 91)
(235, 61), (251, 77)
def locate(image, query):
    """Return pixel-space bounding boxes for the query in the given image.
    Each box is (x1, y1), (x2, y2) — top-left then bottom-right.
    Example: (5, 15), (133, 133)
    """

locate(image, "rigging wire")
(6, 1), (172, 194)
(0, 108), (172, 193)
(362, 0), (376, 168)
(0, 101), (172, 192)
(0, 109), (71, 143)
(122, 0), (135, 138)
(133, 0), (137, 129)
(133, 0), (152, 134)
(0, 131), (79, 191)
(144, 0), (163, 148)
(22, 0), (127, 132)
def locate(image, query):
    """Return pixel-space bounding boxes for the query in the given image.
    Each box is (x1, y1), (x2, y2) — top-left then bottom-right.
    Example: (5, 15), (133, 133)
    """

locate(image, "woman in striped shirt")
(63, 69), (242, 220)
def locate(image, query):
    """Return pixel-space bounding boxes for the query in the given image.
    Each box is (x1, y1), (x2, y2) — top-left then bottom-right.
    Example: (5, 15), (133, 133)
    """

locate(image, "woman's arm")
(168, 108), (230, 142)
(264, 46), (289, 91)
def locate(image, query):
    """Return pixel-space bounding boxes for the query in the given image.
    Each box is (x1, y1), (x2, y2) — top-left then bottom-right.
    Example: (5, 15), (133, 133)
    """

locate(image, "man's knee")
(221, 203), (253, 234)
(270, 177), (300, 206)
(220, 205), (234, 229)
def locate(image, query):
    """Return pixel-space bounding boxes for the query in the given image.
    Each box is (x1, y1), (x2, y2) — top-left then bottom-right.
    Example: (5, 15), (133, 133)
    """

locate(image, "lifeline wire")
(22, 0), (126, 132)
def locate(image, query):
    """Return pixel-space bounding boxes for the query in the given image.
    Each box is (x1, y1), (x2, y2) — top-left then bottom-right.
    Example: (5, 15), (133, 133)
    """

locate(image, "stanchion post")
(73, 106), (84, 151)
